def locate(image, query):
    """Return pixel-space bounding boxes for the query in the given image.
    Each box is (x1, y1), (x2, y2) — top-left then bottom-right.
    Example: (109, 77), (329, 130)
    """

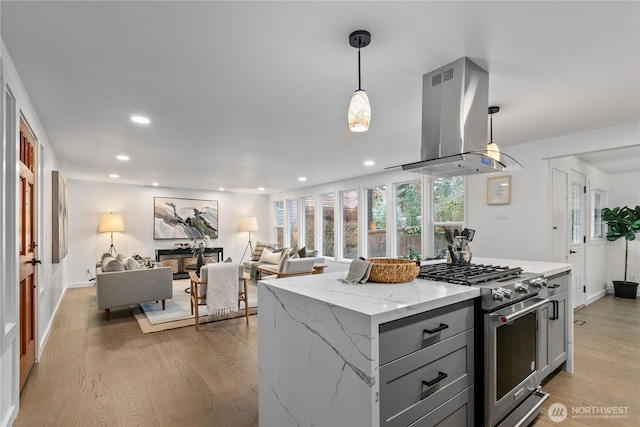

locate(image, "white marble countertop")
(260, 271), (480, 321)
(471, 257), (572, 276)
(259, 258), (571, 321)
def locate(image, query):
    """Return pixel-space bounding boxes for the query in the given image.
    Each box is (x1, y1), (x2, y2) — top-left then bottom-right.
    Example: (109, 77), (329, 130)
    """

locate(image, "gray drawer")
(546, 272), (569, 297)
(380, 329), (474, 427)
(409, 386), (474, 427)
(379, 299), (474, 365)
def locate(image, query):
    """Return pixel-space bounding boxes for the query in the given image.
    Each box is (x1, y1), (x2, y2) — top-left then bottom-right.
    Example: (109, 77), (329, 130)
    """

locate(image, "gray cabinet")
(539, 272), (569, 381)
(379, 300), (475, 427)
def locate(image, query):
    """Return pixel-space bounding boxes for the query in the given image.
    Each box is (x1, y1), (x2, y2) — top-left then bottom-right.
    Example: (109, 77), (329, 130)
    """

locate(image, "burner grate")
(418, 263), (523, 285)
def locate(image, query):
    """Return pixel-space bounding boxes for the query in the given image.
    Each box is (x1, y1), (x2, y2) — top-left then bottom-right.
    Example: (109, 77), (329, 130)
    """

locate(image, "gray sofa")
(96, 266), (173, 320)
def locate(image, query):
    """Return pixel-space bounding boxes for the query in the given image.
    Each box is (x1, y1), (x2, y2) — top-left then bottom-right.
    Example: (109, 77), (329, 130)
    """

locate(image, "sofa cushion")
(125, 258), (141, 270)
(103, 259), (125, 272)
(297, 246), (307, 258)
(116, 253), (126, 262)
(252, 241), (275, 262)
(100, 252), (114, 263)
(259, 248), (281, 265)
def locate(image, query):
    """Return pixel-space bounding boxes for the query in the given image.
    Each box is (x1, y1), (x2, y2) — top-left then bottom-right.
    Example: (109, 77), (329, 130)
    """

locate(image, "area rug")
(131, 279), (258, 333)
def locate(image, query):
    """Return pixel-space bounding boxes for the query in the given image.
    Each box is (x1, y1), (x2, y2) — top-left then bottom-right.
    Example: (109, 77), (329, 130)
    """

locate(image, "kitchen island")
(258, 258), (572, 427)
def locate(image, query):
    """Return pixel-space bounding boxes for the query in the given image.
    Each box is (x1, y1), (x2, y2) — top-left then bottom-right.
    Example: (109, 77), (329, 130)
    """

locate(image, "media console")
(155, 247), (224, 279)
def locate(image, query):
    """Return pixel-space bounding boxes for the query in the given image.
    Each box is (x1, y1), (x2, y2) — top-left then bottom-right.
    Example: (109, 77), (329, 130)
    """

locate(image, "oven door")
(485, 297), (549, 427)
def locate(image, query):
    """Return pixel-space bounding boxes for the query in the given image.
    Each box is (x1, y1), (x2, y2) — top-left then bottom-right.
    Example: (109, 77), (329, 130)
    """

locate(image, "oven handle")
(494, 298), (549, 323)
(513, 389), (550, 427)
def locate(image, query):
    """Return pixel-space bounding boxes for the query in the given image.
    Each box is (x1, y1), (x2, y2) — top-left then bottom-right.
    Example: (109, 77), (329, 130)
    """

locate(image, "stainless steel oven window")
(496, 311), (537, 400)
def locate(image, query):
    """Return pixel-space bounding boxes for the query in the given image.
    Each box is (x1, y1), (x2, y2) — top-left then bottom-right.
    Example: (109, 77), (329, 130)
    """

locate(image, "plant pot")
(613, 280), (639, 299)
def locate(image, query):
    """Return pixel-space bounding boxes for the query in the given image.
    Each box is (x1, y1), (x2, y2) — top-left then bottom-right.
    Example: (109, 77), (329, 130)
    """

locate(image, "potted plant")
(602, 205), (640, 299)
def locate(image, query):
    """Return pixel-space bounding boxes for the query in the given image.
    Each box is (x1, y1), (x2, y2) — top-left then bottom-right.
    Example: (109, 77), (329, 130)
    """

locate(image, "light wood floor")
(15, 288), (639, 426)
(532, 295), (639, 426)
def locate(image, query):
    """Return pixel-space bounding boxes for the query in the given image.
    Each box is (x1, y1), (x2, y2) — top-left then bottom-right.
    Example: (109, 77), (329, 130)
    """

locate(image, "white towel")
(205, 263), (239, 316)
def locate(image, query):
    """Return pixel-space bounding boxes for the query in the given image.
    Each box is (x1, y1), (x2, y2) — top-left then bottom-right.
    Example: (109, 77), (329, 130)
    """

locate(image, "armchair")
(257, 257), (317, 280)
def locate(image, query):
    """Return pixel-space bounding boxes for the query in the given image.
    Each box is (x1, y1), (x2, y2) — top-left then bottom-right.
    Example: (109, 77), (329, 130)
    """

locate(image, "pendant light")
(487, 106), (501, 162)
(348, 30), (371, 132)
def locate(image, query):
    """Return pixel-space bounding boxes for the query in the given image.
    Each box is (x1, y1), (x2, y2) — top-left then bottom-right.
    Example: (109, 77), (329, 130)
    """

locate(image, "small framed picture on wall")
(487, 175), (511, 205)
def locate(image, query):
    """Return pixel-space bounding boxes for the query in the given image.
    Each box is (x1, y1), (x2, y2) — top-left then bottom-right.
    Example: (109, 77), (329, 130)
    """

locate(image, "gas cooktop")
(418, 263), (525, 286)
(418, 262), (546, 311)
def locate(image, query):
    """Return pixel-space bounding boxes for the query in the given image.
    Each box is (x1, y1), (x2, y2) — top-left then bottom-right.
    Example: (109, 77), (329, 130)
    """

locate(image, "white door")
(551, 169), (568, 264)
(569, 170), (586, 308)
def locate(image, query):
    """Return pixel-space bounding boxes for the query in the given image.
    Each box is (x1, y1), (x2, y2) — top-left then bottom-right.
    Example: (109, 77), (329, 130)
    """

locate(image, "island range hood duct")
(401, 57), (522, 177)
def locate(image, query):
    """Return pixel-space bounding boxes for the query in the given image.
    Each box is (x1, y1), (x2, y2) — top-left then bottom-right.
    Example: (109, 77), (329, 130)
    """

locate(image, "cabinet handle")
(548, 284), (560, 289)
(423, 323), (449, 334)
(550, 300), (559, 320)
(422, 372), (448, 387)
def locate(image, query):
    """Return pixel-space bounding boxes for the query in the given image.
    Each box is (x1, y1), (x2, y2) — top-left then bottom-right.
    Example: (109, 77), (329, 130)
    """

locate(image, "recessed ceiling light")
(109, 174), (119, 178)
(258, 187), (265, 191)
(364, 160), (375, 166)
(117, 155), (130, 161)
(219, 187), (224, 191)
(298, 177), (307, 182)
(131, 116), (150, 124)
(152, 182), (159, 187)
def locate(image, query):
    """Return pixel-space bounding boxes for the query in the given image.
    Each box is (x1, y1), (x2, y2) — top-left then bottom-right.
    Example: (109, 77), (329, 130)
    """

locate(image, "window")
(341, 190), (358, 259)
(303, 196), (315, 251)
(321, 194), (335, 257)
(432, 177), (464, 258)
(591, 189), (607, 240)
(274, 201), (284, 248)
(571, 183), (582, 244)
(366, 186), (386, 257)
(287, 199), (299, 248)
(396, 181), (422, 258)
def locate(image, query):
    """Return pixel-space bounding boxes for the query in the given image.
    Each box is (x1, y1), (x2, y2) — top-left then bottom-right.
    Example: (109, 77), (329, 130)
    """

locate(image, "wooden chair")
(188, 264), (249, 331)
(257, 257), (317, 280)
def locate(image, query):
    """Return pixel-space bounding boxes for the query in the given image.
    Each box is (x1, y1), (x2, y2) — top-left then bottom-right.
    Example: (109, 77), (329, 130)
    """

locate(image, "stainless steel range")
(418, 263), (550, 427)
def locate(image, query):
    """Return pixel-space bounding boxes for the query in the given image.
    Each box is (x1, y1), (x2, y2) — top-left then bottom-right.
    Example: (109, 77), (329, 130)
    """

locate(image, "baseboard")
(586, 290), (607, 305)
(38, 285), (69, 360)
(66, 281), (94, 288)
(0, 404), (18, 427)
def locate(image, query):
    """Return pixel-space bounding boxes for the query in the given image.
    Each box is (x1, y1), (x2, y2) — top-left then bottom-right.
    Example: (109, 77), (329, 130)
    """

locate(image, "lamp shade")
(99, 213), (125, 233)
(239, 216), (258, 232)
(348, 89), (371, 132)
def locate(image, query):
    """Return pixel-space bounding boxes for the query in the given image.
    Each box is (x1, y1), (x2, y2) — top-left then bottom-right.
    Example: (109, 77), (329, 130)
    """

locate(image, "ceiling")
(2, 1), (639, 193)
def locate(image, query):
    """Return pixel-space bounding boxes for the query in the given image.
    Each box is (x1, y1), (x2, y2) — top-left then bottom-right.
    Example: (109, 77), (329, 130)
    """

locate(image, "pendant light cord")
(490, 112), (493, 143)
(358, 47), (362, 90)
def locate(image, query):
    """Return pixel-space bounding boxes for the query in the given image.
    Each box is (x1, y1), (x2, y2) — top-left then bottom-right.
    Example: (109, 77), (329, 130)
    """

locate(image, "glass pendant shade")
(487, 141), (501, 162)
(348, 89), (371, 132)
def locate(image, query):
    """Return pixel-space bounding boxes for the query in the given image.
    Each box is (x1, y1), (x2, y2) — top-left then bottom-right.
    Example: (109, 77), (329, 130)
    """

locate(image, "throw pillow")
(297, 247), (307, 258)
(116, 253), (126, 262)
(100, 252), (113, 262)
(278, 252), (290, 272)
(259, 248), (281, 265)
(224, 257), (233, 263)
(252, 241), (274, 262)
(126, 258), (141, 270)
(103, 259), (125, 272)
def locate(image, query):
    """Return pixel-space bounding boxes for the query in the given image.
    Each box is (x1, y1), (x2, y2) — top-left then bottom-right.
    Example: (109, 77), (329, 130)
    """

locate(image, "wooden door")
(19, 118), (37, 391)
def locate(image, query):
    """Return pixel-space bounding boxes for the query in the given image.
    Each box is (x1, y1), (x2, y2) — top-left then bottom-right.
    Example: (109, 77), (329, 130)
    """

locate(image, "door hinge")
(583, 186), (586, 193)
(583, 285), (586, 293)
(583, 236), (586, 243)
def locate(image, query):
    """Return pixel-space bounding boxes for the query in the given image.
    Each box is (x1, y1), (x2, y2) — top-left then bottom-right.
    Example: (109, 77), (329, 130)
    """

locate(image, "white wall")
(607, 172), (640, 287)
(67, 180), (271, 285)
(1, 42), (66, 427)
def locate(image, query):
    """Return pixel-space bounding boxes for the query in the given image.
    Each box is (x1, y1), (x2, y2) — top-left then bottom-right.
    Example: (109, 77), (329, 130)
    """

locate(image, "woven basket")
(367, 258), (420, 283)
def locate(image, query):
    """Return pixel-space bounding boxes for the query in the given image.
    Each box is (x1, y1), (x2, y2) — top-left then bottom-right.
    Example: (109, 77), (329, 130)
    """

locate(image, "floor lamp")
(99, 213), (125, 255)
(239, 216), (258, 263)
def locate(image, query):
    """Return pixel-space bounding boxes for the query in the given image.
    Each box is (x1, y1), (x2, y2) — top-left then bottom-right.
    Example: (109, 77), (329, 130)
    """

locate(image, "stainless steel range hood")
(401, 57), (521, 177)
